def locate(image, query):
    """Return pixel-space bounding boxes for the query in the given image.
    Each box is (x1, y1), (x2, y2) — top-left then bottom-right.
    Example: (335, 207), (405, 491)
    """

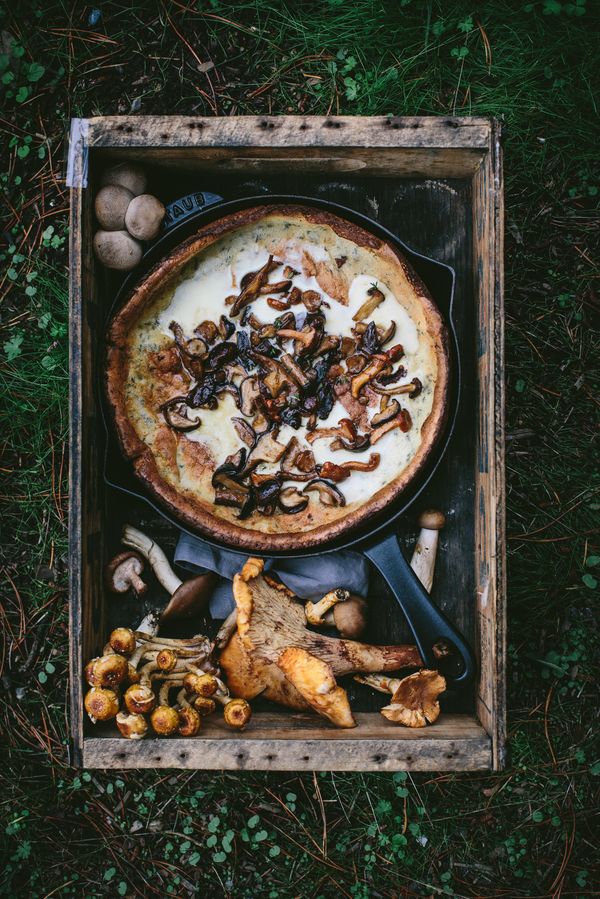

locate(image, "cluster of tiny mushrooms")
(86, 510), (447, 737)
(93, 163), (165, 270)
(157, 249), (424, 517)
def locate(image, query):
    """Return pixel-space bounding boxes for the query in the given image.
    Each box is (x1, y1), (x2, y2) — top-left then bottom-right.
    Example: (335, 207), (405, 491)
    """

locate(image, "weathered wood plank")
(94, 148), (484, 179)
(86, 115), (492, 149)
(473, 121), (506, 769)
(83, 713), (491, 771)
(68, 186), (84, 767)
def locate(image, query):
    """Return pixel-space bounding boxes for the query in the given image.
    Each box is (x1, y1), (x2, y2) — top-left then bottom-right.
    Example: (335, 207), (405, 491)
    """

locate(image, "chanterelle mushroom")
(357, 669), (446, 728)
(218, 559), (422, 728)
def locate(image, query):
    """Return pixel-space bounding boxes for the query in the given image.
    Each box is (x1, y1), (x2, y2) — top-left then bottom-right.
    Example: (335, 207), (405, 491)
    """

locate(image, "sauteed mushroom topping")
(155, 254), (428, 517)
(352, 283), (385, 322)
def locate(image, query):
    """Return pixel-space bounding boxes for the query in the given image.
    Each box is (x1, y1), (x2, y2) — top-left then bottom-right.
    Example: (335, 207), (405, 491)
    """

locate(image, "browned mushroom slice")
(279, 435), (299, 469)
(259, 279), (293, 295)
(294, 449), (317, 473)
(371, 377), (423, 398)
(274, 311), (297, 333)
(231, 255), (281, 316)
(314, 335), (340, 357)
(303, 478), (346, 507)
(239, 377), (261, 416)
(278, 486), (309, 514)
(350, 355), (388, 398)
(283, 265), (298, 279)
(337, 453), (380, 473)
(279, 353), (310, 387)
(266, 297), (291, 311)
(369, 409), (412, 443)
(195, 320), (219, 343)
(232, 417), (257, 447)
(277, 327), (318, 356)
(340, 336), (357, 358)
(215, 485), (249, 508)
(246, 429), (287, 466)
(345, 353), (368, 374)
(352, 284), (385, 322)
(318, 462), (351, 483)
(301, 290), (322, 312)
(263, 366), (290, 397)
(370, 399), (400, 427)
(160, 398), (200, 432)
(379, 321), (397, 345)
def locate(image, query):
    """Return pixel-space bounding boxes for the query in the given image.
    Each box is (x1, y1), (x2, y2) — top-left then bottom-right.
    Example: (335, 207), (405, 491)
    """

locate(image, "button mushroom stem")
(409, 509), (446, 594)
(121, 525), (182, 594)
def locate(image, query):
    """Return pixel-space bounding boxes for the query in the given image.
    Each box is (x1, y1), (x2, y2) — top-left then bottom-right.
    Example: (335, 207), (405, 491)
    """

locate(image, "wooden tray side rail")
(68, 116), (504, 771)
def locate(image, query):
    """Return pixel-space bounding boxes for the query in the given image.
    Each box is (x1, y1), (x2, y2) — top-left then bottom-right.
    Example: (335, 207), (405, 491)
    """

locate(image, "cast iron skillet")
(100, 192), (476, 688)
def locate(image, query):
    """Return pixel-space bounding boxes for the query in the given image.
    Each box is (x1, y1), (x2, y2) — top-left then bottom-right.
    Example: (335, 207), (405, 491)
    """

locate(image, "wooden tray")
(69, 116), (505, 771)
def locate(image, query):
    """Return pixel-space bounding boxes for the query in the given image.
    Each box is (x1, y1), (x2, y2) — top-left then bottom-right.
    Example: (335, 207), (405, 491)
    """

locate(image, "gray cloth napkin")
(175, 531), (369, 618)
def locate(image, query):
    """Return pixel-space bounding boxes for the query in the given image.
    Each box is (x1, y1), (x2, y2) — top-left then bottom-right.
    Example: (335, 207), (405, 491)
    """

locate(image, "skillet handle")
(162, 191), (224, 233)
(363, 532), (476, 688)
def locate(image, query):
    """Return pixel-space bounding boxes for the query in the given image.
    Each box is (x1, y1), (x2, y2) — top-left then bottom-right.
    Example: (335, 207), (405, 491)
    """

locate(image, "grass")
(1, 0), (599, 896)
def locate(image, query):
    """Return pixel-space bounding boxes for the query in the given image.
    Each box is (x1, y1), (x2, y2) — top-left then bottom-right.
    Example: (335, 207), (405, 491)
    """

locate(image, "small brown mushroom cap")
(93, 230), (142, 271)
(191, 695), (217, 715)
(124, 193), (165, 241)
(223, 698), (252, 729)
(124, 683), (156, 714)
(94, 185), (135, 230)
(84, 657), (102, 686)
(85, 687), (119, 722)
(417, 509), (446, 531)
(183, 672), (218, 697)
(331, 596), (368, 639)
(150, 705), (179, 736)
(93, 653), (129, 688)
(116, 711), (148, 740)
(109, 627), (137, 656)
(177, 707), (201, 737)
(156, 649), (178, 672)
(101, 162), (147, 196)
(159, 573), (216, 625)
(106, 552), (147, 595)
(381, 669), (446, 727)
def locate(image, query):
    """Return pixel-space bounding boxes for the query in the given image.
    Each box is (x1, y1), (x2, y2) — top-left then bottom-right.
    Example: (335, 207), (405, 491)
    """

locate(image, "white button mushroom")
(100, 162), (148, 197)
(124, 193), (166, 241)
(93, 230), (142, 271)
(94, 184), (135, 230)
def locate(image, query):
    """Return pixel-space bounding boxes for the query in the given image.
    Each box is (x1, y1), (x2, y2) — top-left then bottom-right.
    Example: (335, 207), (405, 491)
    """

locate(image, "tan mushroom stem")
(305, 589), (350, 626)
(129, 637), (211, 669)
(409, 509), (446, 593)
